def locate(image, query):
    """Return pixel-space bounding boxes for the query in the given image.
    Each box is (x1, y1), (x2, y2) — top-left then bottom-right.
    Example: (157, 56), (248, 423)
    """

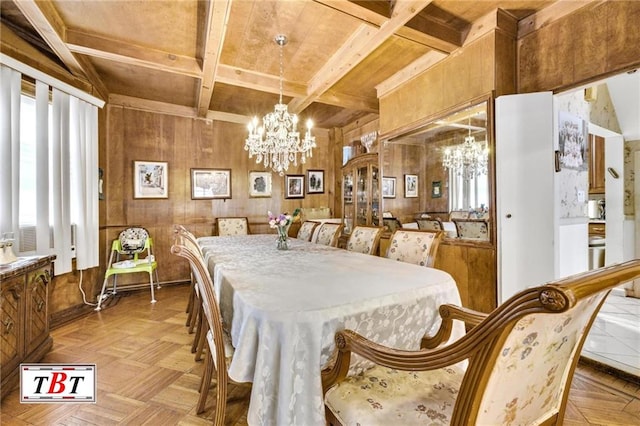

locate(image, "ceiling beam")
(196, 0), (232, 117)
(289, 0), (433, 114)
(66, 29), (202, 78)
(13, 0), (108, 100)
(517, 0), (600, 38)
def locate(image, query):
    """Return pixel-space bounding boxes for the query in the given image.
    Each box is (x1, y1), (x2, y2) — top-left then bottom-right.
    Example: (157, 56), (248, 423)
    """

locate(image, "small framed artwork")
(285, 174), (305, 199)
(382, 176), (396, 198)
(191, 168), (232, 199)
(307, 169), (324, 194)
(248, 171), (272, 198)
(133, 160), (168, 199)
(431, 181), (442, 198)
(404, 174), (418, 198)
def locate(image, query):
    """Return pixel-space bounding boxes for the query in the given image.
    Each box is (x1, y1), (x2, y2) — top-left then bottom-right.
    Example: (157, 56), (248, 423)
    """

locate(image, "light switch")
(577, 190), (586, 203)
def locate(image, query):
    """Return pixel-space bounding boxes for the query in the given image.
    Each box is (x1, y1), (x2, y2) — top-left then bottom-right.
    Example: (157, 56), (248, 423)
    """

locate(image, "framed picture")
(431, 181), (442, 198)
(248, 171), (272, 197)
(133, 160), (168, 199)
(191, 168), (231, 199)
(285, 174), (305, 199)
(382, 176), (396, 198)
(307, 170), (324, 194)
(558, 111), (587, 171)
(404, 174), (418, 198)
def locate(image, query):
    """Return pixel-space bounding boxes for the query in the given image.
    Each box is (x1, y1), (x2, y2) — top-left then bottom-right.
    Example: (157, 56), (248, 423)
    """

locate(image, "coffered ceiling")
(1, 0), (585, 129)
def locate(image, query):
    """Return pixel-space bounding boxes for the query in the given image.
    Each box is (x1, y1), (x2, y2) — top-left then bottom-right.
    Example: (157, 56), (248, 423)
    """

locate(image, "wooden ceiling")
(1, 0), (577, 129)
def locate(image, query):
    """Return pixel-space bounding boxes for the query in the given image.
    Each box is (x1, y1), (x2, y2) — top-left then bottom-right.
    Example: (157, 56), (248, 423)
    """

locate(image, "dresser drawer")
(588, 223), (606, 236)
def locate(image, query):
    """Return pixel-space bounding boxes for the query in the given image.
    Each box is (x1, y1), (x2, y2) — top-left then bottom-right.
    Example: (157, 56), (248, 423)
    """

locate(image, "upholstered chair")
(385, 229), (444, 267)
(452, 218), (489, 240)
(296, 220), (321, 242)
(216, 217), (249, 236)
(346, 226), (384, 255)
(416, 217), (444, 231)
(322, 259), (640, 426)
(449, 210), (469, 220)
(314, 223), (344, 247)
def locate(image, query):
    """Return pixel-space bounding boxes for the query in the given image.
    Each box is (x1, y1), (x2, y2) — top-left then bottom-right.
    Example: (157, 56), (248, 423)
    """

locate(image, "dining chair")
(314, 222), (344, 247)
(296, 220), (321, 242)
(385, 229), (444, 267)
(452, 218), (490, 240)
(96, 227), (159, 311)
(215, 217), (249, 236)
(171, 234), (249, 422)
(174, 225), (206, 359)
(382, 217), (402, 233)
(345, 226), (384, 255)
(416, 217), (444, 231)
(322, 259), (640, 426)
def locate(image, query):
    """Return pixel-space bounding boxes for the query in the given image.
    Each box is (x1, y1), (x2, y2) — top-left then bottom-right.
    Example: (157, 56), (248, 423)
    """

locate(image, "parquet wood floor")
(1, 284), (639, 425)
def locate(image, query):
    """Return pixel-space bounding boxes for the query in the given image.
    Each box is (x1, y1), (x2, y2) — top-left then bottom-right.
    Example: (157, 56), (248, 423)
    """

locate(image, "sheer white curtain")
(1, 61), (101, 273)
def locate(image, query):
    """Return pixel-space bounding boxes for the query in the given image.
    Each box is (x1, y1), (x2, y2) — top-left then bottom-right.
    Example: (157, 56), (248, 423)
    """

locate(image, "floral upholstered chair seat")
(386, 229), (443, 267)
(324, 364), (465, 425)
(216, 217), (249, 236)
(296, 221), (320, 242)
(346, 226), (383, 255)
(416, 218), (443, 231)
(314, 223), (344, 247)
(322, 260), (640, 426)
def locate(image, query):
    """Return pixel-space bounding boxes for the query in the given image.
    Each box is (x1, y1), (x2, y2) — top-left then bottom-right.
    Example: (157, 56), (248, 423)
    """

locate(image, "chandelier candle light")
(245, 35), (316, 176)
(442, 115), (488, 181)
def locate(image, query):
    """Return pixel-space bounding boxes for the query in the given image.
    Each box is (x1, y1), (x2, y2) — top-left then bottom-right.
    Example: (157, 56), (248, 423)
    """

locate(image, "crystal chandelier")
(442, 118), (488, 181)
(245, 34), (316, 176)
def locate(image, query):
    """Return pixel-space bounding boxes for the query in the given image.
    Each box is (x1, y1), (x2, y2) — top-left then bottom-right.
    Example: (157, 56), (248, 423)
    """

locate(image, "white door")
(495, 92), (556, 303)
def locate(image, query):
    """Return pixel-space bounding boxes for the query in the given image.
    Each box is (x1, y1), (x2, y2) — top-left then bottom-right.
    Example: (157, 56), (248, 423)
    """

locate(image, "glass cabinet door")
(371, 166), (379, 226)
(343, 172), (353, 233)
(356, 166), (368, 226)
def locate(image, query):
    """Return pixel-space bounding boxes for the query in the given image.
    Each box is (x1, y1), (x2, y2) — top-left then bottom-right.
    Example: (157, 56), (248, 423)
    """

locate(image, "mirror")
(381, 101), (491, 241)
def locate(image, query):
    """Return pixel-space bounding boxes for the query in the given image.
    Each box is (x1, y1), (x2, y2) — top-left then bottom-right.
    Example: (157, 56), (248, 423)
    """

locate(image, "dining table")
(197, 234), (464, 426)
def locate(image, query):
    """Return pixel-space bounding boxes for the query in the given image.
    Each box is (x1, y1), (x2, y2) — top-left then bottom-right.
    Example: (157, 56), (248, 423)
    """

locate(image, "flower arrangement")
(268, 208), (300, 250)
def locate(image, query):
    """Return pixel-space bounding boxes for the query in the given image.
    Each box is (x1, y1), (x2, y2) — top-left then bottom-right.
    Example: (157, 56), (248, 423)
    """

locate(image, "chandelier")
(442, 118), (488, 180)
(245, 34), (316, 176)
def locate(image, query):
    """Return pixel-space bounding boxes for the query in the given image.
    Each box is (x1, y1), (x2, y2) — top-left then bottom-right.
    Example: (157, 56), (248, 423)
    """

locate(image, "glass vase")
(276, 228), (289, 250)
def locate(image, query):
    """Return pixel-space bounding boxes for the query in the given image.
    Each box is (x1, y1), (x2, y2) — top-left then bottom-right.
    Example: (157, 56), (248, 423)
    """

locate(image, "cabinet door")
(589, 134), (606, 194)
(343, 172), (354, 233)
(371, 166), (380, 226)
(25, 267), (50, 354)
(356, 166), (368, 226)
(1, 276), (25, 375)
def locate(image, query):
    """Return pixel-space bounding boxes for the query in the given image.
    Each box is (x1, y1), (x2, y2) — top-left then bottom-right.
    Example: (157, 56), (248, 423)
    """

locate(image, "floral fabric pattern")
(324, 365), (465, 425)
(476, 294), (604, 425)
(315, 223), (342, 246)
(416, 219), (443, 231)
(386, 230), (437, 267)
(453, 220), (489, 239)
(217, 218), (248, 236)
(119, 227), (149, 254)
(297, 221), (319, 241)
(346, 226), (382, 255)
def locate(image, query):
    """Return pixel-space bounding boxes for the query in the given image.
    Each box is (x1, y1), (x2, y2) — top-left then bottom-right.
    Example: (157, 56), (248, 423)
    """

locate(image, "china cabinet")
(341, 153), (380, 233)
(1, 255), (55, 400)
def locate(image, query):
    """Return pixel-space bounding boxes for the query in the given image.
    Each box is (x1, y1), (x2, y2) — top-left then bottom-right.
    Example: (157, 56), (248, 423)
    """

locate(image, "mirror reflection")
(381, 101), (491, 241)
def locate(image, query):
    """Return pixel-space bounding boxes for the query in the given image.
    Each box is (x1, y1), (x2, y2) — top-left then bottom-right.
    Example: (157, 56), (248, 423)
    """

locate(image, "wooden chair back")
(346, 226), (384, 255)
(323, 260), (640, 426)
(385, 229), (444, 267)
(216, 217), (249, 236)
(416, 217), (443, 231)
(314, 223), (344, 247)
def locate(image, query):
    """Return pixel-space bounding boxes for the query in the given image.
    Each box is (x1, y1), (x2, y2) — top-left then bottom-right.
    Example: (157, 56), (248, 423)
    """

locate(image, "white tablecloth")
(198, 234), (463, 426)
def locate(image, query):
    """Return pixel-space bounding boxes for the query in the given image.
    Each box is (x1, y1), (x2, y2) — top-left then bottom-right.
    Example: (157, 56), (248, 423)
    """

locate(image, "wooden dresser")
(0, 255), (55, 400)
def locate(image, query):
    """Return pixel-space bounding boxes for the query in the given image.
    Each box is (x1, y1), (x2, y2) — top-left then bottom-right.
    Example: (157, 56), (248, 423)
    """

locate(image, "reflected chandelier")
(442, 118), (489, 181)
(245, 34), (316, 176)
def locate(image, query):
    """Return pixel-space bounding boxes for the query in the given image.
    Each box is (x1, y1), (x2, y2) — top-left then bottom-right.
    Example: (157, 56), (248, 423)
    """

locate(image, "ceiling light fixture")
(442, 115), (488, 180)
(245, 34), (316, 176)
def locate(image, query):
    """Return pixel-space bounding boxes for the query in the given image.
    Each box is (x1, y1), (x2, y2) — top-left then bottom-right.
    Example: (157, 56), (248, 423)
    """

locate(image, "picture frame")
(404, 174), (418, 198)
(431, 180), (442, 198)
(382, 176), (396, 198)
(307, 169), (324, 194)
(133, 160), (168, 199)
(285, 174), (305, 199)
(191, 168), (231, 199)
(558, 111), (587, 171)
(248, 171), (272, 197)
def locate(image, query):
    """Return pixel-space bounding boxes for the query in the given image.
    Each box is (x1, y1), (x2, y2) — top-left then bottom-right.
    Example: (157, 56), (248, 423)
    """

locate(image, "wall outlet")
(577, 190), (586, 203)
